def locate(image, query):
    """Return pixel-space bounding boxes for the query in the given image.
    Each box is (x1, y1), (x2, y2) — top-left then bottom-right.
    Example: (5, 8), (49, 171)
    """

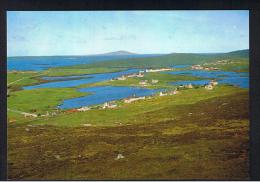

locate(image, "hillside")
(69, 49), (249, 69)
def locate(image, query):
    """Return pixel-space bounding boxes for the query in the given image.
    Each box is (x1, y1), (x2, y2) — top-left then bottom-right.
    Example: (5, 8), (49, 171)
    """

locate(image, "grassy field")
(7, 72), (44, 91)
(43, 67), (126, 77)
(8, 87), (249, 180)
(15, 85), (246, 127)
(7, 88), (88, 121)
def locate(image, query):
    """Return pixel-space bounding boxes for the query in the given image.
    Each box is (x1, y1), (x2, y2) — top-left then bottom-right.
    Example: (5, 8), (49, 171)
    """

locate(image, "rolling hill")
(71, 49), (249, 69)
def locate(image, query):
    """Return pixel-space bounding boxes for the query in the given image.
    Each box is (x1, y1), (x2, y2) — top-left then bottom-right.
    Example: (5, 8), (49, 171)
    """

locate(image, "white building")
(103, 102), (117, 109)
(77, 106), (90, 112)
(159, 92), (167, 96)
(205, 84), (214, 90)
(151, 79), (159, 84)
(145, 68), (173, 73)
(186, 83), (193, 89)
(124, 96), (145, 103)
(139, 80), (148, 85)
(117, 75), (126, 80)
(210, 80), (218, 86)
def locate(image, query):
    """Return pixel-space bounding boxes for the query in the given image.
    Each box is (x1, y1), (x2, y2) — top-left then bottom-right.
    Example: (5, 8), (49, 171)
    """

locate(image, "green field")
(7, 51), (249, 180)
(43, 67), (126, 77)
(8, 87), (249, 180)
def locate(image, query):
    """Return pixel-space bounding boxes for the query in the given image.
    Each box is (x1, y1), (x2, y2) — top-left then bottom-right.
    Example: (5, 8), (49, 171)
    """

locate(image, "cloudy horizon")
(7, 10), (249, 57)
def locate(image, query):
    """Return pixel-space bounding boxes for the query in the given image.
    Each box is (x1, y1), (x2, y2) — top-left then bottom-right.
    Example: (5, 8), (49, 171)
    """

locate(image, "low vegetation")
(8, 88), (88, 120)
(8, 88), (249, 180)
(44, 67), (126, 77)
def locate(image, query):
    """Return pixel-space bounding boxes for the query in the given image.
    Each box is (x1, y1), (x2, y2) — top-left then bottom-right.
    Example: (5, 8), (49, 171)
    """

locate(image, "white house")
(151, 79), (159, 84)
(124, 96), (145, 103)
(139, 80), (148, 85)
(117, 75), (126, 80)
(205, 84), (214, 90)
(159, 92), (167, 96)
(103, 102), (117, 109)
(77, 106), (90, 112)
(210, 80), (218, 86)
(186, 83), (193, 89)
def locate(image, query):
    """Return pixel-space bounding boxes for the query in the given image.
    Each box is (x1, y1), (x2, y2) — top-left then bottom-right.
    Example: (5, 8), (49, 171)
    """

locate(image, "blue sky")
(7, 11), (249, 56)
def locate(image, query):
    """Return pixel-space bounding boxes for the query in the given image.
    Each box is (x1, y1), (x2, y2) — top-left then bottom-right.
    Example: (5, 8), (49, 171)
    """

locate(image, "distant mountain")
(101, 50), (137, 56)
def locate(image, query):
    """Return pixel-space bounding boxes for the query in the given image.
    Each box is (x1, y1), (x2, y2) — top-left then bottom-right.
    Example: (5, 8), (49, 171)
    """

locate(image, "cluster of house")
(159, 89), (179, 97)
(112, 67), (174, 82)
(204, 80), (218, 90)
(23, 112), (38, 118)
(178, 83), (193, 89)
(145, 68), (173, 72)
(139, 79), (159, 86)
(102, 101), (117, 109)
(112, 71), (145, 81)
(191, 64), (218, 71)
(124, 96), (146, 103)
(77, 106), (90, 112)
(75, 101), (118, 112)
(22, 111), (59, 118)
(22, 111), (57, 118)
(73, 96), (149, 112)
(216, 59), (230, 64)
(176, 80), (218, 91)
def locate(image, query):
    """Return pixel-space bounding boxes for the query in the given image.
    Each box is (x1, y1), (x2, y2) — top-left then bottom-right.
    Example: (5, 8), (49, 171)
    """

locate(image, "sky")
(7, 11), (249, 56)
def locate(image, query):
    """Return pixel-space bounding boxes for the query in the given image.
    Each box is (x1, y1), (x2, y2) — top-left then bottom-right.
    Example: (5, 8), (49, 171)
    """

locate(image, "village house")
(210, 80), (218, 86)
(127, 71), (144, 78)
(23, 113), (37, 118)
(159, 91), (168, 96)
(204, 67), (218, 71)
(103, 102), (117, 109)
(124, 96), (145, 103)
(145, 68), (173, 73)
(217, 59), (230, 64)
(151, 79), (159, 84)
(117, 75), (126, 80)
(126, 73), (136, 78)
(185, 83), (193, 89)
(205, 80), (218, 90)
(139, 80), (148, 86)
(77, 106), (90, 112)
(191, 65), (204, 70)
(205, 84), (214, 90)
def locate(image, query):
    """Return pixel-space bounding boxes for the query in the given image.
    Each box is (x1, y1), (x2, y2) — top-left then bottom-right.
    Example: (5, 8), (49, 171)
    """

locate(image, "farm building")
(124, 96), (145, 103)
